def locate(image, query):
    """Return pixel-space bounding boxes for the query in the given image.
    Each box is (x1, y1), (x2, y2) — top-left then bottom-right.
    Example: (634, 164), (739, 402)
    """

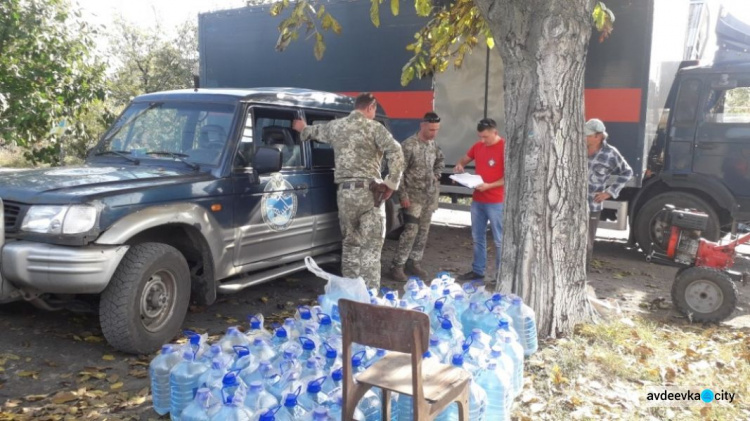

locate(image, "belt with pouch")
(338, 180), (368, 190)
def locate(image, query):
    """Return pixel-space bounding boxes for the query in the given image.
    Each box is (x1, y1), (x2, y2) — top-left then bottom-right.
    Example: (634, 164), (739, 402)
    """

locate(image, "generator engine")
(661, 206), (710, 265)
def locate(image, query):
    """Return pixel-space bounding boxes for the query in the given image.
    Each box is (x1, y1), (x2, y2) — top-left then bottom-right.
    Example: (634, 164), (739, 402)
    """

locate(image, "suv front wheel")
(99, 243), (190, 354)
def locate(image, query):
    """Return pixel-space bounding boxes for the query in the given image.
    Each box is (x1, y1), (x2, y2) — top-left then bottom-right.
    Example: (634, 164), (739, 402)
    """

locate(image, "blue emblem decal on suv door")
(261, 172), (298, 231)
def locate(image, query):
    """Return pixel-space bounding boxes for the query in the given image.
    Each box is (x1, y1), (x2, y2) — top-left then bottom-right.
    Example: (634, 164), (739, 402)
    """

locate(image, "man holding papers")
(453, 118), (506, 281)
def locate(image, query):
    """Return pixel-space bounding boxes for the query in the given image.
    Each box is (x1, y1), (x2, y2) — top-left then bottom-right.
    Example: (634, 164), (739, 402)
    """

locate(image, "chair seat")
(355, 352), (471, 402)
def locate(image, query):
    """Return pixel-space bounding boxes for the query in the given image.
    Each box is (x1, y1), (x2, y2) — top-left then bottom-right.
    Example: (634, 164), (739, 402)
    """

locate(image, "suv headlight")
(21, 205), (98, 234)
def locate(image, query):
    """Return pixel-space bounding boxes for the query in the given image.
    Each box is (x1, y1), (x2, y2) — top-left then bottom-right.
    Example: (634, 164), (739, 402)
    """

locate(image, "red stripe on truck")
(339, 91), (433, 119)
(584, 88), (642, 123)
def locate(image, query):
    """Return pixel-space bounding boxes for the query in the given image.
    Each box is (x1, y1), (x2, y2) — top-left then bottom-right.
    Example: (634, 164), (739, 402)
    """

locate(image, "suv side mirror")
(253, 146), (282, 175)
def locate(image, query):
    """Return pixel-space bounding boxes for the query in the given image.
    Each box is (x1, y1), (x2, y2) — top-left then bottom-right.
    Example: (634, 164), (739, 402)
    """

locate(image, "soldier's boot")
(406, 259), (429, 280)
(390, 264), (408, 282)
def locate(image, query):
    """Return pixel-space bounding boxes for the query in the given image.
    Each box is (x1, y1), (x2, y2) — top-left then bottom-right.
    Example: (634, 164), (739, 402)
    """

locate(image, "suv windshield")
(95, 101), (236, 167)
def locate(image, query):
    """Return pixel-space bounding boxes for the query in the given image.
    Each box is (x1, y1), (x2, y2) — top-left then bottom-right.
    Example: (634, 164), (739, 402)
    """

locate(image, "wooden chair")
(339, 298), (471, 421)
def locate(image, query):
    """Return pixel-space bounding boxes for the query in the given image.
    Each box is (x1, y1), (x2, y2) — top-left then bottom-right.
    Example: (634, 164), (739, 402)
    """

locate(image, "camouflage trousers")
(337, 186), (386, 289)
(394, 198), (436, 266)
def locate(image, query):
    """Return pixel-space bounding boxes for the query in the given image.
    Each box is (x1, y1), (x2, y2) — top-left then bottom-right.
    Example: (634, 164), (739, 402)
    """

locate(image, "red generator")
(648, 206), (745, 322)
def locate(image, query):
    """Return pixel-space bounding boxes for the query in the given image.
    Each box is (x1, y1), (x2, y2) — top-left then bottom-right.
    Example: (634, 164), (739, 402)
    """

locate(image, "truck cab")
(0, 88), (401, 354)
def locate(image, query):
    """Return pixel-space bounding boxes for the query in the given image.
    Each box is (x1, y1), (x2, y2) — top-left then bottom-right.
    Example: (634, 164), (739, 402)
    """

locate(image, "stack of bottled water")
(149, 273), (537, 420)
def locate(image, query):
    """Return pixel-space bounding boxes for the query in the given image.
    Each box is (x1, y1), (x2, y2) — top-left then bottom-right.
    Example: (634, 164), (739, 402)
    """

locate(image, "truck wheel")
(99, 243), (190, 354)
(634, 192), (720, 255)
(671, 267), (737, 323)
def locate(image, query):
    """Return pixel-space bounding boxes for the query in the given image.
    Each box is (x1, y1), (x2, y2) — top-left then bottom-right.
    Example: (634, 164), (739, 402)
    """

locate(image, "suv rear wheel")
(99, 243), (190, 354)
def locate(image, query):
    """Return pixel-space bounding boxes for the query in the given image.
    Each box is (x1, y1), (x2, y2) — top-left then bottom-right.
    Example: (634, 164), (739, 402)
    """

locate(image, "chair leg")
(455, 387), (470, 421)
(381, 389), (391, 421)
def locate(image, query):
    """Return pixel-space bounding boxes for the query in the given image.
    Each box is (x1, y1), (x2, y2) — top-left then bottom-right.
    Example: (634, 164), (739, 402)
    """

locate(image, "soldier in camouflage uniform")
(292, 93), (404, 289)
(390, 112), (445, 281)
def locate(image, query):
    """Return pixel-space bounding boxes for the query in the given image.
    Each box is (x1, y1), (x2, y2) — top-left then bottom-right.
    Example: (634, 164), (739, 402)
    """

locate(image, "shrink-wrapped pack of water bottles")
(149, 270), (538, 421)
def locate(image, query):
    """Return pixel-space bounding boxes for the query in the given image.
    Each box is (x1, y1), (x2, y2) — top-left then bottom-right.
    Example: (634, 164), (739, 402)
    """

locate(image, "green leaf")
(485, 36), (495, 49)
(415, 0), (431, 17)
(391, 0), (399, 16)
(314, 33), (326, 60)
(317, 4), (325, 18)
(270, 2), (284, 17)
(370, 0), (380, 28)
(400, 65), (415, 87)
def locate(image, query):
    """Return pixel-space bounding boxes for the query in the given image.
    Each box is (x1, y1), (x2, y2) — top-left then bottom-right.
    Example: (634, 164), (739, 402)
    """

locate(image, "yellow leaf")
(24, 394), (47, 402)
(110, 382), (124, 390)
(370, 0), (380, 28)
(102, 355), (115, 361)
(17, 370), (39, 378)
(2, 353), (20, 360)
(486, 36), (495, 49)
(52, 391), (79, 404)
(260, 296), (269, 303)
(550, 364), (569, 385)
(390, 0), (399, 16)
(84, 336), (104, 343)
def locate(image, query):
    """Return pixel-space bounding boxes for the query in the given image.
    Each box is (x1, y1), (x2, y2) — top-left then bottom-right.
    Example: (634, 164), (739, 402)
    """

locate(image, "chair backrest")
(339, 298), (430, 416)
(339, 298), (430, 354)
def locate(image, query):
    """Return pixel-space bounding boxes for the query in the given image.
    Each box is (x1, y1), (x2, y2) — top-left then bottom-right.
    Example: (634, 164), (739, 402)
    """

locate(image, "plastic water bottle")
(185, 330), (210, 360)
(240, 358), (272, 386)
(497, 337), (524, 398)
(276, 387), (309, 421)
(199, 354), (232, 403)
(250, 337), (277, 362)
(428, 336), (449, 363)
(451, 292), (469, 317)
(350, 350), (367, 375)
(298, 376), (330, 412)
(296, 306), (319, 333)
(507, 297), (538, 356)
(316, 314), (340, 342)
(460, 303), (484, 337)
(327, 390), (366, 421)
(271, 326), (290, 347)
(300, 356), (326, 386)
(244, 380), (279, 413)
(246, 314), (272, 342)
(435, 316), (465, 345)
(436, 353), (486, 421)
(182, 387), (221, 421)
(495, 317), (519, 343)
(302, 406), (335, 421)
(170, 350), (210, 420)
(321, 342), (340, 370)
(200, 344), (223, 365)
(209, 373), (253, 421)
(218, 327), (251, 355)
(150, 344), (183, 416)
(256, 406), (282, 421)
(231, 346), (257, 373)
(365, 349), (387, 369)
(475, 362), (512, 421)
(268, 365), (303, 401)
(322, 367), (343, 395)
(467, 329), (492, 362)
(383, 289), (399, 308)
(429, 297), (446, 330)
(298, 337), (318, 361)
(357, 389), (382, 421)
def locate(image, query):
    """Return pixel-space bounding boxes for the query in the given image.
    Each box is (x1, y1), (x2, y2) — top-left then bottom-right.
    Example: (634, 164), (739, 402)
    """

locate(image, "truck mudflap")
(1, 242), (129, 295)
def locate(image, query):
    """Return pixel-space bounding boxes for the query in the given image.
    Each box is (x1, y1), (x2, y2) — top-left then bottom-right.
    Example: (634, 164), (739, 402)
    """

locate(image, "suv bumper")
(1, 241), (129, 295)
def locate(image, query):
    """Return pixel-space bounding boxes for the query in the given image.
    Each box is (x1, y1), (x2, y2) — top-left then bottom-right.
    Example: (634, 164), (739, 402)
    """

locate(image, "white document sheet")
(449, 173), (485, 189)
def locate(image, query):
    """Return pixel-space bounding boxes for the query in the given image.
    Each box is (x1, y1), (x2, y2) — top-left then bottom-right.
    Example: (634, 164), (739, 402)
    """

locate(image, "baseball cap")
(584, 118), (607, 137)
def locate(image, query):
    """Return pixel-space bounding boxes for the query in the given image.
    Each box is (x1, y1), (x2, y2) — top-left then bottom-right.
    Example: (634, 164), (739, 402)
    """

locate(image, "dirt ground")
(1, 222), (749, 419)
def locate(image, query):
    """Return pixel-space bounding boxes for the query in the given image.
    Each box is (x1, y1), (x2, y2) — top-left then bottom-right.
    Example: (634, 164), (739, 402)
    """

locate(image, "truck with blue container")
(198, 0), (750, 254)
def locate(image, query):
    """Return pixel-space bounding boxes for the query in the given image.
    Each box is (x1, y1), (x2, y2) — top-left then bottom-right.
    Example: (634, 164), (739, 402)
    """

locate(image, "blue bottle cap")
(299, 337), (316, 350)
(332, 367), (343, 381)
(434, 300), (444, 310)
(211, 358), (224, 370)
(318, 314), (332, 325)
(385, 291), (395, 300)
(352, 351), (365, 367)
(258, 405), (280, 421)
(276, 327), (287, 338)
(492, 293), (503, 302)
(234, 346), (250, 358)
(222, 371), (240, 387)
(376, 349), (386, 357)
(306, 357), (319, 368)
(490, 345), (502, 358)
(182, 350), (195, 360)
(451, 353), (464, 366)
(324, 343), (337, 359)
(160, 345), (173, 354)
(498, 318), (510, 330)
(440, 317), (453, 330)
(189, 334), (201, 346)
(283, 390), (299, 407)
(249, 380), (263, 391)
(253, 337), (266, 346)
(306, 376), (326, 393)
(423, 350), (432, 358)
(442, 288), (451, 296)
(299, 306), (312, 320)
(512, 297), (522, 305)
(429, 336), (439, 347)
(227, 326), (240, 335)
(313, 407), (329, 419)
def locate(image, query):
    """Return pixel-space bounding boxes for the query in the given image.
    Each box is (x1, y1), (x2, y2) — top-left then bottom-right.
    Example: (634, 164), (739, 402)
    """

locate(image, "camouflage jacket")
(300, 111), (404, 190)
(397, 133), (445, 203)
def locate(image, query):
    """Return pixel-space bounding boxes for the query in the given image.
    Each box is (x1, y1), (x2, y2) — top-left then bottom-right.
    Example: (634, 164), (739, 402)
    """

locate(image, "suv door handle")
(295, 183), (309, 191)
(697, 142), (717, 150)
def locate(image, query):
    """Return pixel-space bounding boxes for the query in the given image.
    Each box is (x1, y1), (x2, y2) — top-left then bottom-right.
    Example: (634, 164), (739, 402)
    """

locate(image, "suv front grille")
(3, 201), (22, 233)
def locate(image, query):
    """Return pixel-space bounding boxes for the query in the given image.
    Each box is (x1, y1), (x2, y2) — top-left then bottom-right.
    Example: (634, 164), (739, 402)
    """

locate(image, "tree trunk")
(473, 0), (596, 337)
